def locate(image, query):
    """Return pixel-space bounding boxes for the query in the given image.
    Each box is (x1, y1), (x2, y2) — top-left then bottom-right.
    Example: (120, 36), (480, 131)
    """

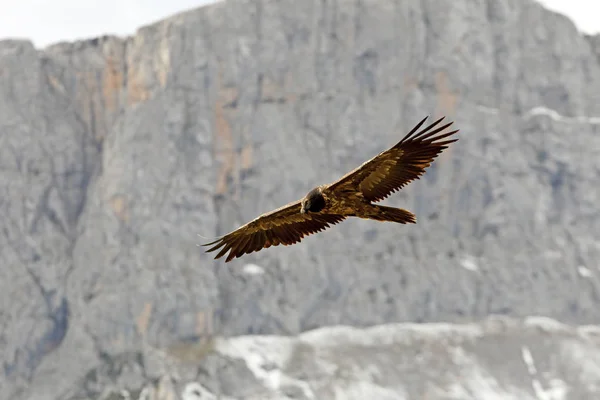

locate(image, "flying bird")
(203, 115), (459, 262)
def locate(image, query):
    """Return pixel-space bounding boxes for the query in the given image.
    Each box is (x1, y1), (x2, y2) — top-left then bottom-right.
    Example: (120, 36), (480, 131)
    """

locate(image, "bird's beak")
(301, 202), (310, 214)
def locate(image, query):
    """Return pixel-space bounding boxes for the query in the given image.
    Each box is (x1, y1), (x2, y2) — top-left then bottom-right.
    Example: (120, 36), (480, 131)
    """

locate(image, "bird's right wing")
(327, 116), (459, 202)
(202, 200), (346, 262)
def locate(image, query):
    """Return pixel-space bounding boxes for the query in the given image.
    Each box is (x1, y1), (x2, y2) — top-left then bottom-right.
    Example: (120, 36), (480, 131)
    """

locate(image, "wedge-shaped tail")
(360, 205), (417, 224)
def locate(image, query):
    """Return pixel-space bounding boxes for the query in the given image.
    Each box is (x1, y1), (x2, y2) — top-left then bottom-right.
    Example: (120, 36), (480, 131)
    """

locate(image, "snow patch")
(444, 347), (527, 400)
(460, 254), (479, 272)
(211, 318), (594, 399)
(243, 263), (265, 275)
(214, 322), (484, 398)
(524, 106), (600, 125)
(475, 104), (600, 125)
(524, 316), (571, 333)
(578, 325), (600, 338)
(546, 379), (569, 400)
(522, 346), (568, 400)
(214, 336), (315, 399)
(182, 382), (221, 400)
(578, 266), (592, 278)
(297, 322), (483, 348)
(559, 340), (600, 393)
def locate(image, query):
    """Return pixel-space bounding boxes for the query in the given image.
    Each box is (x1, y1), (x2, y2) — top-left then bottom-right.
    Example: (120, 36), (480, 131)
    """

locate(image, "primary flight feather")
(203, 115), (459, 262)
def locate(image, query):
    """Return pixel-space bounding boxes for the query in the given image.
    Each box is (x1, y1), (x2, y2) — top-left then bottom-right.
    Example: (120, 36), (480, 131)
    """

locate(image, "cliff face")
(57, 317), (600, 400)
(1, 0), (600, 398)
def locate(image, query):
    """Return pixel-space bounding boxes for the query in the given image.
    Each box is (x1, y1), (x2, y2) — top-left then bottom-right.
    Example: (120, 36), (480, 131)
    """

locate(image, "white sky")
(0, 0), (597, 49)
(0, 0), (216, 48)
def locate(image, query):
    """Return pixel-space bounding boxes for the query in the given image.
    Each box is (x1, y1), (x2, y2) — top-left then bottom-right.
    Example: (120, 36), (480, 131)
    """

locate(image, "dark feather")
(203, 115), (459, 262)
(203, 200), (346, 262)
(326, 116), (459, 202)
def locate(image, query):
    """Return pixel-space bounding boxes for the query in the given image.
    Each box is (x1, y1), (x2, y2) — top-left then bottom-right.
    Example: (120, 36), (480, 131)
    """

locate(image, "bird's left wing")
(202, 200), (346, 262)
(326, 116), (459, 202)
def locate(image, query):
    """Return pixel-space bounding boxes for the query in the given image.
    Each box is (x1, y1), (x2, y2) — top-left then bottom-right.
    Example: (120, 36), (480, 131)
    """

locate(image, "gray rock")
(1, 0), (600, 398)
(45, 316), (600, 399)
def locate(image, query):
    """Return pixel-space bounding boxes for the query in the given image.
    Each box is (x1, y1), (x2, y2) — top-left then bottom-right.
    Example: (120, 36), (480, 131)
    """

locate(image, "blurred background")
(1, 0), (599, 399)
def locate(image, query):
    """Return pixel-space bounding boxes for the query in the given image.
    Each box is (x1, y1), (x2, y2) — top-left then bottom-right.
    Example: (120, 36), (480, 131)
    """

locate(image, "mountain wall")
(1, 0), (600, 398)
(60, 316), (600, 400)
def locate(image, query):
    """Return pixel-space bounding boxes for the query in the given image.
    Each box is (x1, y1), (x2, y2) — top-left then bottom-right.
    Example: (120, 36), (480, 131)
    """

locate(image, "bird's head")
(301, 187), (325, 214)
(300, 199), (310, 214)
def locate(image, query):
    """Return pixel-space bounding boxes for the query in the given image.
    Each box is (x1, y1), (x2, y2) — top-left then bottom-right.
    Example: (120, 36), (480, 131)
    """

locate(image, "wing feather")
(202, 199), (346, 262)
(327, 116), (459, 202)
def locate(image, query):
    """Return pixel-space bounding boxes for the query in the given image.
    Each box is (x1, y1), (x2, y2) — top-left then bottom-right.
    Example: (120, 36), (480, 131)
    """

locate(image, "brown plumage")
(203, 115), (459, 262)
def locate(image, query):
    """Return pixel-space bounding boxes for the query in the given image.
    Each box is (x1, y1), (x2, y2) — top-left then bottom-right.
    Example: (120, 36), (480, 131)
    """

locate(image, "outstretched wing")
(327, 116), (459, 202)
(202, 200), (346, 262)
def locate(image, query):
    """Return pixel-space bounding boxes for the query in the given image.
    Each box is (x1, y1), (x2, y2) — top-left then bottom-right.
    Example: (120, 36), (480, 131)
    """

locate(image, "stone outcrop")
(60, 317), (600, 400)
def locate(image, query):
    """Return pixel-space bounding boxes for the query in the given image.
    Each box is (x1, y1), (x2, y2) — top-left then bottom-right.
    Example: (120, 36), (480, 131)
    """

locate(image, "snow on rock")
(242, 263), (265, 276)
(524, 106), (600, 124)
(215, 335), (299, 392)
(578, 266), (593, 278)
(207, 316), (600, 399)
(181, 382), (220, 400)
(460, 254), (480, 272)
(524, 315), (572, 333)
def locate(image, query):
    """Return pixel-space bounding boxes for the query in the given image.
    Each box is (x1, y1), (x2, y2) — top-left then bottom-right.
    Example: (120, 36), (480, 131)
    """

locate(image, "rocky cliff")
(56, 316), (600, 400)
(1, 0), (600, 398)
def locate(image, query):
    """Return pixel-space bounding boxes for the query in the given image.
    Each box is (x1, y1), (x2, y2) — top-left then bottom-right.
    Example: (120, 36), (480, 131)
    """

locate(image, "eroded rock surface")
(63, 317), (600, 399)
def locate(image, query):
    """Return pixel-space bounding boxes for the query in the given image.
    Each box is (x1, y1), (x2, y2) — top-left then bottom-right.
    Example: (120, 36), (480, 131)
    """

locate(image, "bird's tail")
(364, 205), (416, 224)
